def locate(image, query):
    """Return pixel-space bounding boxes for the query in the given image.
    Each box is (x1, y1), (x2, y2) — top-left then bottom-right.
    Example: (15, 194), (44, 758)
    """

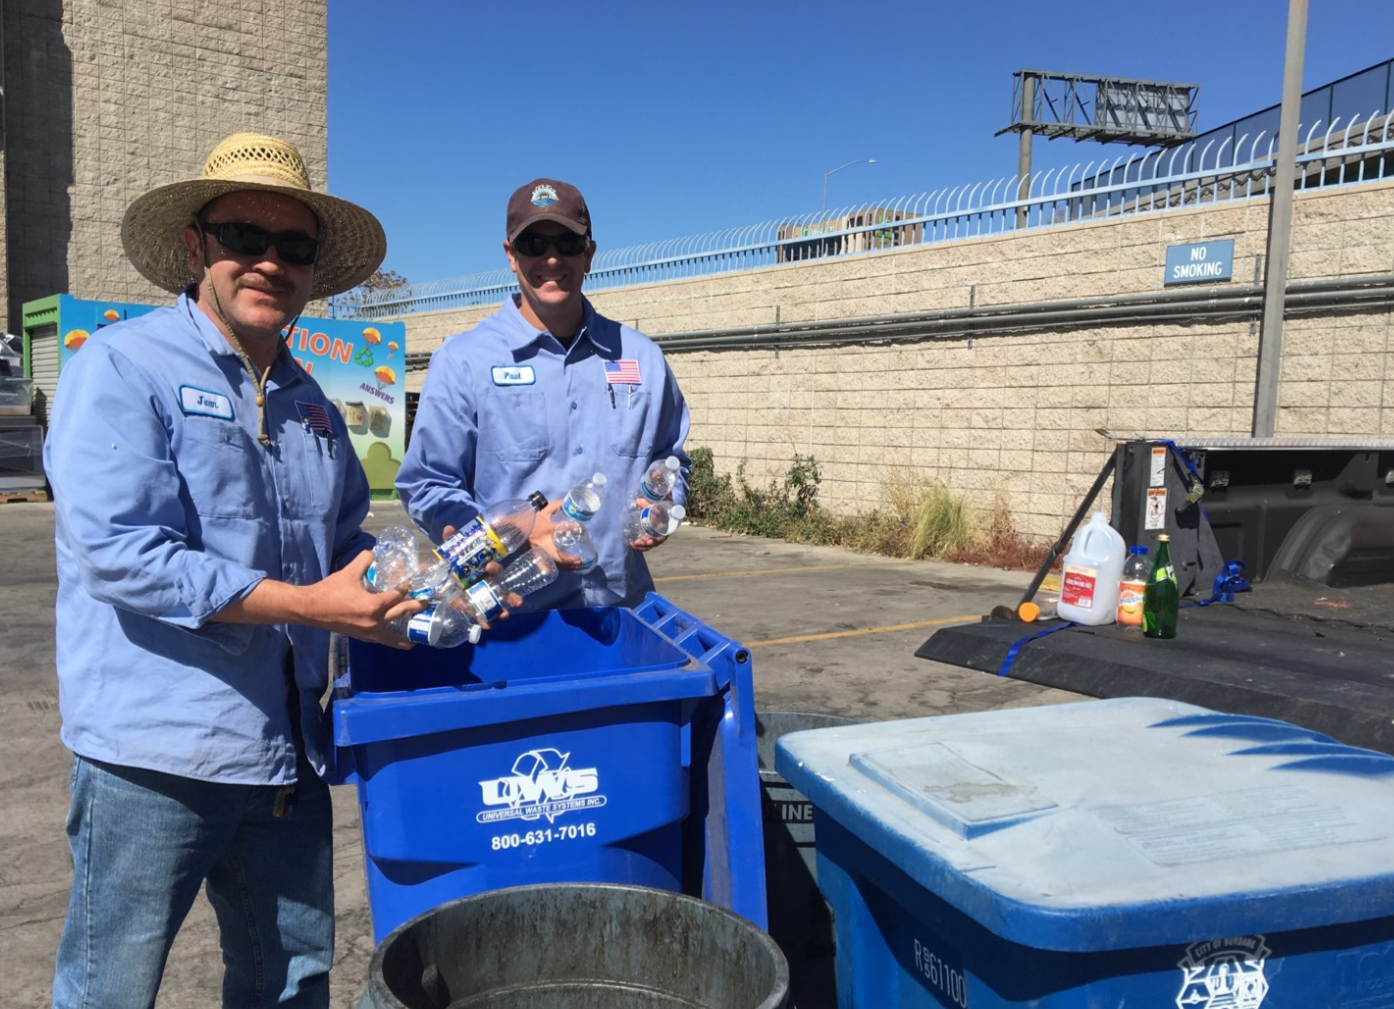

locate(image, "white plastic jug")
(1056, 512), (1127, 625)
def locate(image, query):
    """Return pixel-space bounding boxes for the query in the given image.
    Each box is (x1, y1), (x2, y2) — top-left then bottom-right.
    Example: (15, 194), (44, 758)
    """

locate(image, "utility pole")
(1016, 74), (1035, 229)
(1252, 0), (1309, 437)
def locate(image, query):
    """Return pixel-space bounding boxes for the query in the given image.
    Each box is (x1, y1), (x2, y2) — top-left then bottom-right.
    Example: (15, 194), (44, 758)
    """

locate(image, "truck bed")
(917, 576), (1394, 755)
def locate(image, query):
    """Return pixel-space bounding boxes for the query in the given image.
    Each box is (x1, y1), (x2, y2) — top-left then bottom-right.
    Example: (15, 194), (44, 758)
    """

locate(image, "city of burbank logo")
(1176, 936), (1271, 1009)
(476, 748), (606, 824)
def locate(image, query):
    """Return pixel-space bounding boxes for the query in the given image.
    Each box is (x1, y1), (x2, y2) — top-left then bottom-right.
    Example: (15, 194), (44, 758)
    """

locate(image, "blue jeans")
(52, 755), (334, 1009)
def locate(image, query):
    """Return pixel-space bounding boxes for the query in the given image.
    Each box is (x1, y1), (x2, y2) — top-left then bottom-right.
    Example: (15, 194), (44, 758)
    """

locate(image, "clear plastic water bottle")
(408, 492), (548, 600)
(552, 517), (599, 572)
(390, 585), (484, 648)
(391, 550), (560, 647)
(561, 472), (607, 523)
(364, 525), (420, 592)
(458, 547), (560, 625)
(624, 500), (686, 543)
(639, 456), (681, 502)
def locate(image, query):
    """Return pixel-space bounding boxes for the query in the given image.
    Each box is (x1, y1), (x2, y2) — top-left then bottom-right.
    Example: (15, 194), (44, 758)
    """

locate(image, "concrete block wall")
(394, 181), (1394, 543)
(3, 0), (328, 328)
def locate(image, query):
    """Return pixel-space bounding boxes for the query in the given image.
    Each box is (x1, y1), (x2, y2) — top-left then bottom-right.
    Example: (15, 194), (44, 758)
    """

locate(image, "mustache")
(237, 274), (294, 294)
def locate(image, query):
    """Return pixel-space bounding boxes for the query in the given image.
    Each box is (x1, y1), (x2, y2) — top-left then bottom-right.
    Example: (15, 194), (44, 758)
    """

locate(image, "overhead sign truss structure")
(998, 70), (1199, 146)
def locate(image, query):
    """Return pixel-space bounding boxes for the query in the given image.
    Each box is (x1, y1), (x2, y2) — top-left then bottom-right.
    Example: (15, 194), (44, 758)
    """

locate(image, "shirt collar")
(501, 296), (616, 356)
(177, 289), (302, 387)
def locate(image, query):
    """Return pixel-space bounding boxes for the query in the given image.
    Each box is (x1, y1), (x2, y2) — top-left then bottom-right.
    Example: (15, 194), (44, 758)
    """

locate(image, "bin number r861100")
(491, 823), (598, 850)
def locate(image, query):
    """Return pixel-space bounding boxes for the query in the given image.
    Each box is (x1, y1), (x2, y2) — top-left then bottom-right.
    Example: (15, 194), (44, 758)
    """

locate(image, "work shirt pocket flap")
(483, 387), (549, 463)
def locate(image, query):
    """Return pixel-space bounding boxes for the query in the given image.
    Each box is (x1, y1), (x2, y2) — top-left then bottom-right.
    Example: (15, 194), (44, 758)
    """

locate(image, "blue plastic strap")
(1184, 560), (1251, 609)
(998, 621), (1077, 677)
(1159, 438), (1202, 481)
(1159, 438), (1212, 522)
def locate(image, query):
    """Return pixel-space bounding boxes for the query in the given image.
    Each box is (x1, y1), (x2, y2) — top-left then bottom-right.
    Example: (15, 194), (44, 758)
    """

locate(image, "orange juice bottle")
(1116, 546), (1150, 628)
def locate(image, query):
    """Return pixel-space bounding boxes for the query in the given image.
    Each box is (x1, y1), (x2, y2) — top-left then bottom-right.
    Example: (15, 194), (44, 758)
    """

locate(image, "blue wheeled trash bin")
(778, 697), (1394, 1008)
(329, 592), (766, 943)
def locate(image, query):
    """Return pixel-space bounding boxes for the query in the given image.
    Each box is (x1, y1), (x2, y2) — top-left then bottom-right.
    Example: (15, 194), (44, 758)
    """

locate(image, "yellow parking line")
(654, 563), (865, 583)
(746, 614), (981, 648)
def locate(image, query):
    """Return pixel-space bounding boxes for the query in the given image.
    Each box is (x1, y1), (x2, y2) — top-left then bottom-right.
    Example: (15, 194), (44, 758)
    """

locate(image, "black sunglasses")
(201, 220), (320, 267)
(511, 232), (590, 258)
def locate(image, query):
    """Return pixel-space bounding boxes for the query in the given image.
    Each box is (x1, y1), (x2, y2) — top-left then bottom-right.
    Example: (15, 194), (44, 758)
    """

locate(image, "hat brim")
(507, 212), (589, 243)
(121, 178), (387, 300)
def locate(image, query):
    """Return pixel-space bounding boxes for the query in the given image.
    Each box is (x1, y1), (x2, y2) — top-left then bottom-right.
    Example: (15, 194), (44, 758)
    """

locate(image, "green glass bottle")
(1142, 534), (1179, 639)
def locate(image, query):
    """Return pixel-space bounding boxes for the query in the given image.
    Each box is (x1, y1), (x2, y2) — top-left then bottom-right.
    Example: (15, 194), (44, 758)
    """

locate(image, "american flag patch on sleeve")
(296, 401), (334, 435)
(604, 359), (642, 384)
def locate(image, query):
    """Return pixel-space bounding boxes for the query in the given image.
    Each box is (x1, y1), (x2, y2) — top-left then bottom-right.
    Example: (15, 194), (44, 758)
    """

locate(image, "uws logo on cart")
(1176, 935), (1271, 1009)
(476, 748), (607, 824)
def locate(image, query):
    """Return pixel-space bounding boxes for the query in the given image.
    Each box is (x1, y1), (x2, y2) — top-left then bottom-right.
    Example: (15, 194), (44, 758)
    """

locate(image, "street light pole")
(822, 158), (877, 214)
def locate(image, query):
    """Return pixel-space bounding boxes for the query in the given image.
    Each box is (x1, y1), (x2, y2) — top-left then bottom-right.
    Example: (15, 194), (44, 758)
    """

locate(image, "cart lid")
(776, 697), (1394, 951)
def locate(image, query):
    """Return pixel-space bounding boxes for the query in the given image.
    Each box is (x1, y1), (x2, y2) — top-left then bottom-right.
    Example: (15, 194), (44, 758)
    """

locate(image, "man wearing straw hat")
(44, 133), (419, 1008)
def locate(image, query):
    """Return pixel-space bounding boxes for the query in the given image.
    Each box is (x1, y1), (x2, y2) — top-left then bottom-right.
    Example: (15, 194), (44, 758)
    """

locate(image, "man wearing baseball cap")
(44, 133), (421, 1008)
(397, 178), (691, 609)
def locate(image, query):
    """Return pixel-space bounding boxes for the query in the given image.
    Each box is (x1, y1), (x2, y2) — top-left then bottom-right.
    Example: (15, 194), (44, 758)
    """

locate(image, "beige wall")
(3, 0), (328, 328)
(393, 182), (1394, 542)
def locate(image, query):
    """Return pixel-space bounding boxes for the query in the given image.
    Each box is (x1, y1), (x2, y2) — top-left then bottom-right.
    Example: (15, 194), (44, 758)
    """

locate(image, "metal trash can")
(756, 711), (859, 1009)
(364, 882), (789, 1009)
(778, 697), (1394, 1007)
(329, 593), (766, 942)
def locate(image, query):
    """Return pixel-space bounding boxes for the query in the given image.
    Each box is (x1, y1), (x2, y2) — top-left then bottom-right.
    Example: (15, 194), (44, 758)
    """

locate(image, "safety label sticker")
(1151, 445), (1168, 487)
(1146, 487), (1168, 530)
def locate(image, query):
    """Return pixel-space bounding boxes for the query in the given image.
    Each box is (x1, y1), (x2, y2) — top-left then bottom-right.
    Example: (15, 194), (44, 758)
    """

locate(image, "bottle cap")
(1130, 545), (1149, 554)
(592, 472), (607, 486)
(527, 491), (547, 511)
(1158, 533), (1171, 541)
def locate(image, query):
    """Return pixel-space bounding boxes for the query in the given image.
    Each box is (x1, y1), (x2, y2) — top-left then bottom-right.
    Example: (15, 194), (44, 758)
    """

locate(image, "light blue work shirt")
(44, 293), (374, 785)
(396, 295), (690, 610)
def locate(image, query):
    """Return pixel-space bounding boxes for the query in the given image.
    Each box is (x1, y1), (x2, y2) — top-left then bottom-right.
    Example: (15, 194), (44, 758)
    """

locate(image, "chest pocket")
(177, 417), (265, 520)
(283, 424), (345, 519)
(482, 387), (549, 463)
(608, 389), (655, 460)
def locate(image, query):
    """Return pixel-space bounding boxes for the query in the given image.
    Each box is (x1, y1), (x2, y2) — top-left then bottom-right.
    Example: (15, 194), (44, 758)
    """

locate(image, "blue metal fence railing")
(333, 111), (1394, 321)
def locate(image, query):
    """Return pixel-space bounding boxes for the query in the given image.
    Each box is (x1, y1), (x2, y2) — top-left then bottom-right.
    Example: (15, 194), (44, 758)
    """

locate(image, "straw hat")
(121, 132), (387, 299)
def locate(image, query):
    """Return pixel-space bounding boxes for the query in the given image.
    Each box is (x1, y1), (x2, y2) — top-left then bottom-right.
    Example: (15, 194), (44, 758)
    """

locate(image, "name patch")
(179, 386), (234, 420)
(492, 365), (537, 386)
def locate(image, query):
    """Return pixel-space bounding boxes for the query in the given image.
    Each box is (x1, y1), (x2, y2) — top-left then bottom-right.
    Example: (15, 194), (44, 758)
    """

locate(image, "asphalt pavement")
(0, 498), (1083, 1008)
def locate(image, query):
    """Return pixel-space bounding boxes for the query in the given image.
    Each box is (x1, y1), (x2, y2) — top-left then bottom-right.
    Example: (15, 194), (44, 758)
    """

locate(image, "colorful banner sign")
(54, 295), (406, 494)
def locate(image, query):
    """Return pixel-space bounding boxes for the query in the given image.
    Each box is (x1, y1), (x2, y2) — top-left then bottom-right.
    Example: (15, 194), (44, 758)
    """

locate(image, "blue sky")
(328, 1), (1394, 287)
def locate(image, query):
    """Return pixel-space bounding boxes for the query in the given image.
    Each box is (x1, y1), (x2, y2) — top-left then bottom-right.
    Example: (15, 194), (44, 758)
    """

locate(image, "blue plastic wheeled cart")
(330, 592), (766, 942)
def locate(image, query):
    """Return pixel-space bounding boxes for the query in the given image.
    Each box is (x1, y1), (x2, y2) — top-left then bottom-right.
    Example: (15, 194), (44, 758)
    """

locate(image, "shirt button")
(573, 447), (583, 456)
(570, 401), (578, 411)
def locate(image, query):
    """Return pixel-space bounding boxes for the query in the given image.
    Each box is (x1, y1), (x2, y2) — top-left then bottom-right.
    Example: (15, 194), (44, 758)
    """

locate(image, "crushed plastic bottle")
(639, 456), (681, 502)
(408, 492), (547, 600)
(364, 525), (420, 592)
(562, 472), (608, 523)
(624, 500), (686, 544)
(390, 585), (483, 648)
(552, 517), (599, 572)
(459, 548), (560, 625)
(391, 549), (560, 648)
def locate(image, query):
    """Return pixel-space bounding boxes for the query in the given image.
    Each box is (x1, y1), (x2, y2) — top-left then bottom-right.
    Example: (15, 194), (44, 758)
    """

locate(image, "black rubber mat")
(917, 591), (1394, 755)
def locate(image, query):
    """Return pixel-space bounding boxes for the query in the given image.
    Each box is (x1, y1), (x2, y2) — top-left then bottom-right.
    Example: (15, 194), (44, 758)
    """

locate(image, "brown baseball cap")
(506, 179), (591, 242)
